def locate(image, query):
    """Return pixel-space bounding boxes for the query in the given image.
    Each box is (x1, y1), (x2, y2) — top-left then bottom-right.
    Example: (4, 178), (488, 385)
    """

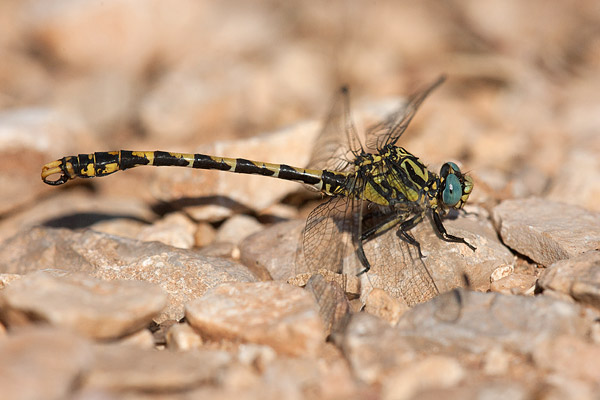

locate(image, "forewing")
(366, 76), (446, 151)
(302, 196), (362, 276)
(307, 87), (362, 173)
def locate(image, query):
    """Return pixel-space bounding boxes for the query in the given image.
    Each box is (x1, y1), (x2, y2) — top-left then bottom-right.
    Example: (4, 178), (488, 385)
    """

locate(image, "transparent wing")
(302, 195), (362, 276)
(307, 87), (364, 173)
(366, 76), (446, 151)
(361, 206), (439, 306)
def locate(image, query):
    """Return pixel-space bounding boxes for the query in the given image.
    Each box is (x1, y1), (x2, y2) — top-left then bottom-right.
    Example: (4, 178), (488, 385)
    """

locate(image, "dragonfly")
(41, 76), (475, 306)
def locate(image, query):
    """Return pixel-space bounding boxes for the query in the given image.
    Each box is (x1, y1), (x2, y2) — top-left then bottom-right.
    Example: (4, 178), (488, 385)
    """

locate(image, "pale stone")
(364, 288), (409, 325)
(395, 289), (591, 355)
(166, 323), (203, 351)
(337, 313), (417, 384)
(215, 214), (263, 245)
(493, 198), (600, 266)
(0, 327), (93, 400)
(0, 227), (258, 323)
(533, 335), (600, 382)
(185, 281), (325, 357)
(381, 356), (465, 400)
(136, 212), (197, 249)
(86, 344), (233, 392)
(538, 251), (600, 309)
(195, 221), (217, 247)
(489, 273), (538, 295)
(0, 270), (166, 340)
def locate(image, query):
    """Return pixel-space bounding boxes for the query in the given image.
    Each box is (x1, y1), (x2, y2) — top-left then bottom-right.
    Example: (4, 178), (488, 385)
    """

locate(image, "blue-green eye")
(447, 162), (459, 173)
(442, 174), (462, 206)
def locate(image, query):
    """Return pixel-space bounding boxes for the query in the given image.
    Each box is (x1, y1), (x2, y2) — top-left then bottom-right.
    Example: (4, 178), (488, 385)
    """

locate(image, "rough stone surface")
(338, 313), (418, 384)
(166, 322), (203, 351)
(538, 250), (600, 309)
(493, 198), (600, 266)
(239, 219), (304, 281)
(185, 281), (326, 356)
(364, 288), (409, 325)
(0, 270), (166, 339)
(215, 214), (264, 245)
(86, 344), (233, 392)
(533, 335), (600, 383)
(395, 289), (591, 355)
(489, 273), (538, 295)
(381, 356), (466, 400)
(0, 327), (93, 400)
(116, 328), (155, 349)
(0, 227), (258, 322)
(135, 211), (197, 249)
(0, 273), (22, 289)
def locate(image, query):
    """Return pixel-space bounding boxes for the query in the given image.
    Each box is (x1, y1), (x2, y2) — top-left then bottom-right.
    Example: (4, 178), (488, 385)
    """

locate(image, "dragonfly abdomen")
(41, 150), (349, 195)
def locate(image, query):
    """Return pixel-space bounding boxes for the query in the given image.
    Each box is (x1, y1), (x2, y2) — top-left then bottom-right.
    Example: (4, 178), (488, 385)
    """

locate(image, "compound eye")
(447, 162), (459, 173)
(440, 162), (460, 179)
(442, 174), (462, 206)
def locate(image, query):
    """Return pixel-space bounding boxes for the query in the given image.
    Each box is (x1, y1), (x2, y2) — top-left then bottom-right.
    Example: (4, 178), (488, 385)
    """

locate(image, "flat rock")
(215, 214), (264, 245)
(493, 198), (600, 266)
(381, 356), (465, 400)
(489, 272), (538, 295)
(135, 211), (197, 249)
(86, 344), (233, 393)
(185, 281), (325, 357)
(0, 270), (166, 340)
(337, 312), (418, 384)
(364, 288), (409, 325)
(0, 227), (258, 322)
(395, 289), (591, 355)
(0, 327), (93, 400)
(532, 335), (600, 383)
(538, 250), (600, 309)
(166, 322), (203, 351)
(239, 219), (304, 281)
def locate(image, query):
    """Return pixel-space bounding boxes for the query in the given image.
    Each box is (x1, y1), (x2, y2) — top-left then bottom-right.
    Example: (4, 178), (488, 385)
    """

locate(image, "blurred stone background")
(1, 0), (599, 226)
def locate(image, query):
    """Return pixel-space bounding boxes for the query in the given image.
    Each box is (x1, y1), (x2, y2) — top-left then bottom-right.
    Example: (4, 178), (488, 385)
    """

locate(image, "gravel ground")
(1, 1), (599, 399)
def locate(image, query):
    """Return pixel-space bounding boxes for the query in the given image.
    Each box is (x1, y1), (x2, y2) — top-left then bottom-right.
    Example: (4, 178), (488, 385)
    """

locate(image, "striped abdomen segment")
(41, 150), (349, 195)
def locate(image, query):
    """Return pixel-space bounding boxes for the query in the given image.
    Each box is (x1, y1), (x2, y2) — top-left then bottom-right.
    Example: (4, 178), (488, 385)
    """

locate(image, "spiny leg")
(357, 211), (421, 274)
(355, 197), (372, 275)
(432, 211), (476, 250)
(395, 213), (426, 258)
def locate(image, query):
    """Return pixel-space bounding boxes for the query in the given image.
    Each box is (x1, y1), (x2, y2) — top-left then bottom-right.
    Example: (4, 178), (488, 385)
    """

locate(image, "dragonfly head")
(439, 162), (473, 209)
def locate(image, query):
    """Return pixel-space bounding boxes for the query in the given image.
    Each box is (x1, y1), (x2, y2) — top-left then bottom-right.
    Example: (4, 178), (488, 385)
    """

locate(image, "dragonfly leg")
(395, 213), (425, 258)
(433, 211), (476, 250)
(356, 240), (371, 275)
(357, 211), (425, 273)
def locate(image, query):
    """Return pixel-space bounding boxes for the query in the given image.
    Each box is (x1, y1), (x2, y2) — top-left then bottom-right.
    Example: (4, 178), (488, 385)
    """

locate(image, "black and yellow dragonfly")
(41, 76), (475, 306)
